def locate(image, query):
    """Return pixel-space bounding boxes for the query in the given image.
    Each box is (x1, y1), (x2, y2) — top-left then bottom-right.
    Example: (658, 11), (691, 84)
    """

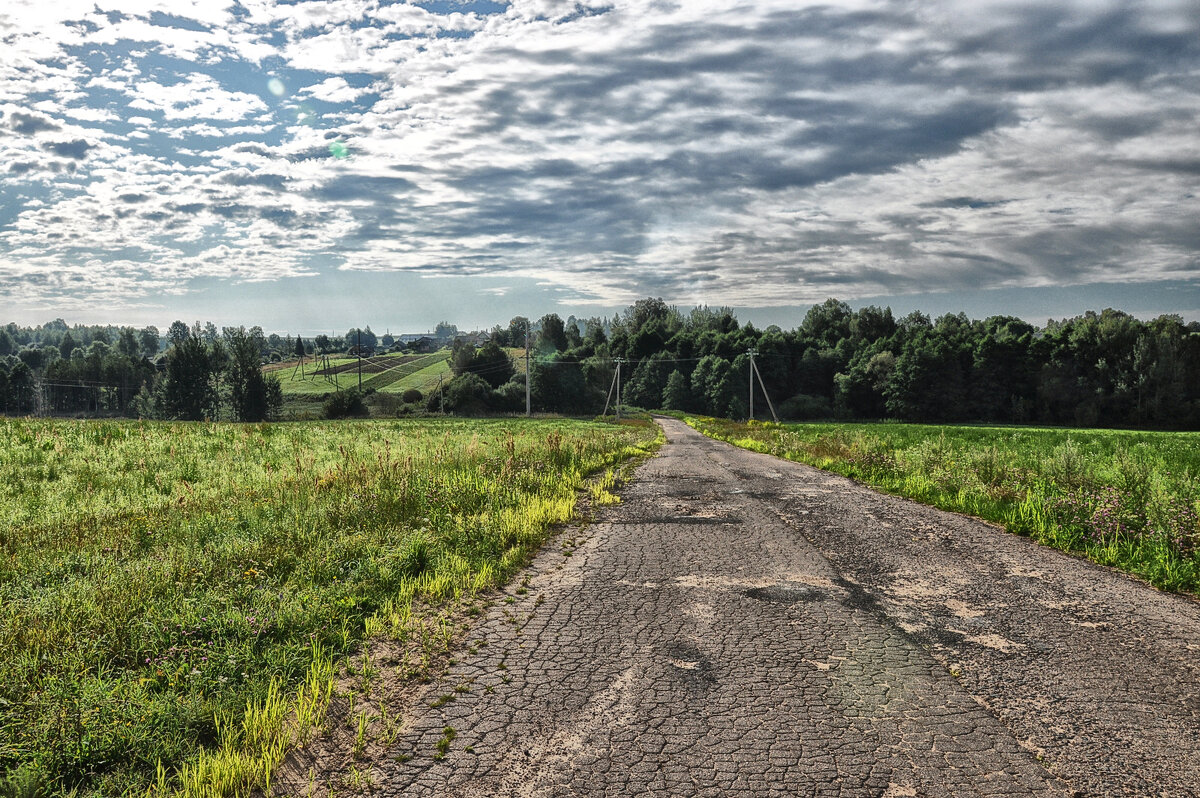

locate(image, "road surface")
(370, 417), (1200, 797)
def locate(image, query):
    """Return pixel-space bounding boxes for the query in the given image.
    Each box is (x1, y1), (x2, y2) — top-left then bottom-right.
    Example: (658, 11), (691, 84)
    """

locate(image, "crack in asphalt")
(359, 418), (1200, 797)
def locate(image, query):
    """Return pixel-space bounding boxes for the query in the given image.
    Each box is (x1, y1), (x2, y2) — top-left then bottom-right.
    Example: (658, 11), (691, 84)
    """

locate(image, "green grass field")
(0, 417), (659, 797)
(682, 416), (1200, 593)
(270, 352), (452, 396)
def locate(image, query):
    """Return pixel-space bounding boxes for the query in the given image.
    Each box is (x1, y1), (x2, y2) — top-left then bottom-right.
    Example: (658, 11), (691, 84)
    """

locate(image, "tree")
(506, 317), (529, 348)
(6, 360), (34, 413)
(139, 326), (160, 358)
(314, 334), (332, 353)
(583, 318), (607, 347)
(167, 320), (190, 348)
(564, 316), (583, 349)
(295, 335), (306, 359)
(530, 354), (595, 413)
(623, 352), (674, 409)
(537, 314), (568, 353)
(344, 327), (377, 351)
(434, 373), (493, 414)
(690, 355), (735, 417)
(324, 388), (368, 419)
(850, 305), (896, 342)
(59, 331), (77, 360)
(662, 369), (690, 411)
(161, 334), (216, 420)
(884, 331), (967, 421)
(226, 327), (282, 422)
(451, 341), (515, 388)
(117, 327), (140, 358)
(835, 347), (894, 418)
(802, 298), (853, 349)
(434, 321), (458, 340)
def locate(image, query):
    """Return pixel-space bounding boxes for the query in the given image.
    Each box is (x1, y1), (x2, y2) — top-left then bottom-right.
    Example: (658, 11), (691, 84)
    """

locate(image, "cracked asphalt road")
(377, 418), (1200, 797)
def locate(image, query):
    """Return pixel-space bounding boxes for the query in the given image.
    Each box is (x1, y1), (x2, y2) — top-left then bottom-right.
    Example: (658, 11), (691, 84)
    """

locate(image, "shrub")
(778, 393), (834, 420)
(401, 388), (423, 404)
(491, 379), (526, 413)
(323, 388), (369, 419)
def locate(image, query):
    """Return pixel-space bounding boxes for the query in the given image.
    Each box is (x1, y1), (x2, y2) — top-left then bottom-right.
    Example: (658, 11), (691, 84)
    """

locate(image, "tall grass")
(683, 416), (1200, 593)
(0, 417), (659, 797)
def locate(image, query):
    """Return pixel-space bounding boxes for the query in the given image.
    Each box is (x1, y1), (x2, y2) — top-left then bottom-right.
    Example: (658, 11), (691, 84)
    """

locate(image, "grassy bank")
(681, 416), (1200, 593)
(0, 417), (659, 797)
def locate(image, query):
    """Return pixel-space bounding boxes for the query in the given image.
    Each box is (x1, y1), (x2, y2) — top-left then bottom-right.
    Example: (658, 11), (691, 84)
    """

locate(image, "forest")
(456, 299), (1200, 429)
(3, 299), (1200, 428)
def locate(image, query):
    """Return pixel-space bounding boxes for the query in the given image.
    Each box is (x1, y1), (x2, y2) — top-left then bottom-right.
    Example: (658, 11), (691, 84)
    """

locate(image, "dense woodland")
(3, 299), (1200, 428)
(462, 299), (1200, 429)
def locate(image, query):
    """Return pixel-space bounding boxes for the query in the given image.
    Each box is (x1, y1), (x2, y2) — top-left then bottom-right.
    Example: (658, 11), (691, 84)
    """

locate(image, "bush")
(369, 391), (403, 416)
(429, 373), (493, 414)
(401, 388), (423, 404)
(323, 388), (370, 419)
(492, 379), (526, 413)
(779, 393), (834, 420)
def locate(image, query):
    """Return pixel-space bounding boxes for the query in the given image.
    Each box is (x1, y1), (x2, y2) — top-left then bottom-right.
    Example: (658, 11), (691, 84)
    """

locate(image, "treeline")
(6, 299), (1200, 427)
(0, 321), (282, 420)
(0, 320), (162, 414)
(141, 328), (283, 422)
(446, 299), (1200, 428)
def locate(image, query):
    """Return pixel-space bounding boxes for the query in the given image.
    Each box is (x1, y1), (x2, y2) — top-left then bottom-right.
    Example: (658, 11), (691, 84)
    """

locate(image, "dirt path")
(359, 418), (1200, 797)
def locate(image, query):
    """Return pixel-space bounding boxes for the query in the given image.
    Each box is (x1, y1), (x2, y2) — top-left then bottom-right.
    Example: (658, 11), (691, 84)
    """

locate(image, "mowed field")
(268, 352), (453, 396)
(684, 416), (1200, 592)
(0, 417), (659, 797)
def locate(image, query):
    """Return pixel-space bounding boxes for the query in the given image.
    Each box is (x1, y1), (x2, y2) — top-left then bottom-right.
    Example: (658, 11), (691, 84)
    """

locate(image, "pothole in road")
(744, 583), (828, 604)
(665, 642), (717, 689)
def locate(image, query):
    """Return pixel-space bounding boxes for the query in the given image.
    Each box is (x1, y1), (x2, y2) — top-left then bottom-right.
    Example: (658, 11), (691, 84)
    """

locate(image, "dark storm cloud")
(945, 6), (1200, 91)
(219, 171), (289, 190)
(8, 112), (61, 135)
(312, 174), (416, 202)
(42, 139), (94, 160)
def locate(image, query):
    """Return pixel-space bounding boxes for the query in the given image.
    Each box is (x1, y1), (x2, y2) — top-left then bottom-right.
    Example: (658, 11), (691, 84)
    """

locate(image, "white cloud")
(297, 76), (366, 103)
(129, 74), (268, 121)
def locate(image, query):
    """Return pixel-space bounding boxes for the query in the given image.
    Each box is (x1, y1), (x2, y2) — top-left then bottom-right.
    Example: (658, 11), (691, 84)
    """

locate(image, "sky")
(1, 0), (1198, 335)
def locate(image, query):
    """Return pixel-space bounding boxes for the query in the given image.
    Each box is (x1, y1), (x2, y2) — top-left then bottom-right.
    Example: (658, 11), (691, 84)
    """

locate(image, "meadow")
(683, 416), (1200, 593)
(0, 417), (659, 797)
(267, 352), (452, 397)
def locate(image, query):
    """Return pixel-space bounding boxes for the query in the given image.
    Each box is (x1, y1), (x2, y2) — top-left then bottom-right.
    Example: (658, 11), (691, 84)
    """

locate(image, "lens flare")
(329, 140), (350, 159)
(295, 103), (316, 125)
(267, 78), (285, 96)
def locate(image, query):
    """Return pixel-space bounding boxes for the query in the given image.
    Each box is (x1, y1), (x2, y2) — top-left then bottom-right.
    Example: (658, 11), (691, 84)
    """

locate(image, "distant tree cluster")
(0, 319), (285, 421)
(0, 320), (160, 414)
(438, 299), (1200, 428)
(139, 327), (283, 421)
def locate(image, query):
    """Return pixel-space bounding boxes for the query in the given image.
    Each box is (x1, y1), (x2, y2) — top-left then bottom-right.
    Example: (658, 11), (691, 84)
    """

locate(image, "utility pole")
(615, 358), (623, 420)
(357, 329), (362, 390)
(602, 365), (618, 417)
(748, 349), (756, 420)
(524, 320), (531, 417)
(749, 350), (779, 423)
